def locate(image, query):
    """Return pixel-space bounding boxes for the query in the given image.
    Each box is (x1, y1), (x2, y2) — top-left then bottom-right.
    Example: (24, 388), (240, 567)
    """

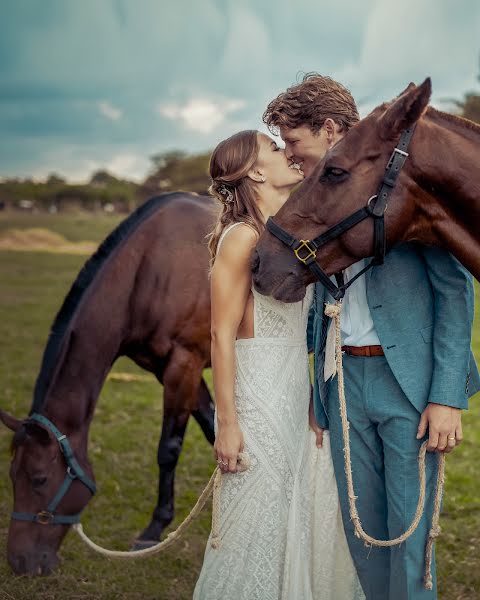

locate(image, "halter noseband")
(11, 413), (96, 526)
(266, 126), (416, 300)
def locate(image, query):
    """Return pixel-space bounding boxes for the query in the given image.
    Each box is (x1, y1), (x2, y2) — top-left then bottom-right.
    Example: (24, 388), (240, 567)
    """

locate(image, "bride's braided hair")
(207, 130), (265, 267)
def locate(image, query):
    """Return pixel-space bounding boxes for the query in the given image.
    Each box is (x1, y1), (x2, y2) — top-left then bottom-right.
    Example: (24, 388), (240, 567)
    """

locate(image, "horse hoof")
(130, 539), (160, 551)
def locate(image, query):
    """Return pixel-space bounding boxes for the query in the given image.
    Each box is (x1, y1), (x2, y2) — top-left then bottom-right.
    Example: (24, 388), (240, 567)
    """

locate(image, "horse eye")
(32, 476), (47, 488)
(320, 166), (349, 183)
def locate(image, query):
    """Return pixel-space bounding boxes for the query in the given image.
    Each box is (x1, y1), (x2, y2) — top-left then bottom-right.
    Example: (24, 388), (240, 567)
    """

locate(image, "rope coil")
(325, 300), (445, 590)
(73, 301), (445, 590)
(73, 452), (251, 558)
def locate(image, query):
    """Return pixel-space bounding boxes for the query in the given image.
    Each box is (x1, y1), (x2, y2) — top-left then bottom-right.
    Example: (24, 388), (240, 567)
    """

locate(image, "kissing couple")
(193, 74), (479, 600)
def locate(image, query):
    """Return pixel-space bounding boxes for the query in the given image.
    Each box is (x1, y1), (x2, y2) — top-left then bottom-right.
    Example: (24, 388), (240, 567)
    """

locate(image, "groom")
(263, 74), (480, 599)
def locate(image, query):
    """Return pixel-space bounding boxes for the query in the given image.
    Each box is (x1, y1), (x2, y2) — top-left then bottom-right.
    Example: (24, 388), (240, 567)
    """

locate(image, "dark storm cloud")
(0, 0), (478, 180)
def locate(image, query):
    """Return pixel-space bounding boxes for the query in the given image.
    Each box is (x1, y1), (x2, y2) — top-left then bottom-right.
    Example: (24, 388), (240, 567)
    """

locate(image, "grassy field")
(0, 211), (479, 599)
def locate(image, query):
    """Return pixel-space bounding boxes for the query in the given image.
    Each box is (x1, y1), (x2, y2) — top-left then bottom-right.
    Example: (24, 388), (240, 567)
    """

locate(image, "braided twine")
(324, 301), (445, 591)
(73, 453), (251, 558)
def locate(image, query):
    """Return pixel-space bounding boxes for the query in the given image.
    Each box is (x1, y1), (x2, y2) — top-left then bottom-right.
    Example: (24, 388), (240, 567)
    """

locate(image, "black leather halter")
(266, 126), (416, 300)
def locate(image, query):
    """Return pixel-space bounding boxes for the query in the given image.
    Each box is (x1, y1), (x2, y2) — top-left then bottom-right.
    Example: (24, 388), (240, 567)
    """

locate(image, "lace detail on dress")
(195, 222), (363, 600)
(252, 287), (312, 339)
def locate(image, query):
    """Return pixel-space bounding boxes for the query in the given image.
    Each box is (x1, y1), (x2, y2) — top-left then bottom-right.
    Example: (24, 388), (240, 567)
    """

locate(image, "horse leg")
(191, 377), (215, 445)
(133, 348), (203, 548)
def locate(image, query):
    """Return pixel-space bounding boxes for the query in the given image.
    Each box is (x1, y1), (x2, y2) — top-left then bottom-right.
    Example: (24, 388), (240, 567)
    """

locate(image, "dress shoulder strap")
(217, 222), (253, 254)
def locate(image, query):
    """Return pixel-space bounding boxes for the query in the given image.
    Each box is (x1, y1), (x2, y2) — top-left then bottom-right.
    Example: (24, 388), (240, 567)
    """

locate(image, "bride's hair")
(207, 130), (265, 266)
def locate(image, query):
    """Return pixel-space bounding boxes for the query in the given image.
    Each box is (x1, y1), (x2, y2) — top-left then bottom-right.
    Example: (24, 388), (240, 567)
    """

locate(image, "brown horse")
(0, 192), (217, 575)
(253, 78), (480, 301)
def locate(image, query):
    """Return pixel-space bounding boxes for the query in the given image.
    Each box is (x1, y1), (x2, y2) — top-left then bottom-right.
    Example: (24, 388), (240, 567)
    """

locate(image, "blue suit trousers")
(326, 354), (439, 600)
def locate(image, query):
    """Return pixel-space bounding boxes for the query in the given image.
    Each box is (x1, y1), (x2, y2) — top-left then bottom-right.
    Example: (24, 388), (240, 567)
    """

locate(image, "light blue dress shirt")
(340, 259), (380, 347)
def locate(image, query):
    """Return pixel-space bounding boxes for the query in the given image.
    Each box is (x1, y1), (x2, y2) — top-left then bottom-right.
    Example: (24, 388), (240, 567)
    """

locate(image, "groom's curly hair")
(263, 73), (359, 135)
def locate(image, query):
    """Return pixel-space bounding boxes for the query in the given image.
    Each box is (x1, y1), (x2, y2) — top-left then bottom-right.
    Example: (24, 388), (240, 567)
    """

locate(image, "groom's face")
(279, 124), (331, 178)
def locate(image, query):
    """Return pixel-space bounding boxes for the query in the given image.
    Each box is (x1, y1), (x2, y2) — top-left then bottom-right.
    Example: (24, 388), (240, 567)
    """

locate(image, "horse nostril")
(251, 250), (260, 274)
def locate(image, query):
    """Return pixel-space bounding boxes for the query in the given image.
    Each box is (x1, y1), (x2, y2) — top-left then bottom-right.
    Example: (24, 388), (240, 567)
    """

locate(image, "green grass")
(0, 212), (479, 599)
(0, 211), (123, 243)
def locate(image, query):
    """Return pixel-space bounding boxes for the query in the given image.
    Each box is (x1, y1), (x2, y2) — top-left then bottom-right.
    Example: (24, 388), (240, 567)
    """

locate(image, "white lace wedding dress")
(193, 223), (364, 600)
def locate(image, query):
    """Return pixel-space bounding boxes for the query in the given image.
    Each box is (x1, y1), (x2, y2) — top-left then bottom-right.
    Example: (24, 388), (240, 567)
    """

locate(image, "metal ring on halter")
(367, 194), (378, 211)
(36, 510), (54, 525)
(367, 194), (389, 214)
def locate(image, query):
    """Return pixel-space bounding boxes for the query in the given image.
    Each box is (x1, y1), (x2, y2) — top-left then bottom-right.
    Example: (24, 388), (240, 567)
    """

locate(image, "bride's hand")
(309, 399), (325, 448)
(214, 421), (245, 473)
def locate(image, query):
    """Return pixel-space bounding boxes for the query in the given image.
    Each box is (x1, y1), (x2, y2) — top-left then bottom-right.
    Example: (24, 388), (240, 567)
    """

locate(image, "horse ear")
(397, 82), (416, 97)
(0, 409), (22, 432)
(378, 78), (432, 140)
(24, 422), (53, 444)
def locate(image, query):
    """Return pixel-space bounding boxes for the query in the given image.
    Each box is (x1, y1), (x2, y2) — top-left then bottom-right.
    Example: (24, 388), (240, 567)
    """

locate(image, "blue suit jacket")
(312, 243), (480, 429)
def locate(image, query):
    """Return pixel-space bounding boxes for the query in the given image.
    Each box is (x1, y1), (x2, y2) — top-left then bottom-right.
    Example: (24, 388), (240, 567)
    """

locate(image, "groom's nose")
(284, 143), (295, 160)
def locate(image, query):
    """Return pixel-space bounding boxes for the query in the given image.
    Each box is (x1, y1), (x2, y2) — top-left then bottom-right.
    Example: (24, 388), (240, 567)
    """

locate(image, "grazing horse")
(252, 78), (480, 302)
(0, 192), (217, 575)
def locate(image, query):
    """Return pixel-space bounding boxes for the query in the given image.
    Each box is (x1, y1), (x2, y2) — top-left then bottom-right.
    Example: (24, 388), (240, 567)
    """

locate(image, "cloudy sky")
(1, 0), (479, 182)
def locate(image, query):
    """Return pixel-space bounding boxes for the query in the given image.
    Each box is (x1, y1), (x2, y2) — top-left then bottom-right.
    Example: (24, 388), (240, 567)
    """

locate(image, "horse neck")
(40, 291), (124, 438)
(407, 110), (480, 275)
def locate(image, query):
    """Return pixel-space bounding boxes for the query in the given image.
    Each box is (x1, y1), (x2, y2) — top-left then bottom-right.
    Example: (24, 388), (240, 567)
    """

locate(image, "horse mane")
(30, 192), (191, 414)
(426, 106), (480, 136)
(370, 100), (480, 137)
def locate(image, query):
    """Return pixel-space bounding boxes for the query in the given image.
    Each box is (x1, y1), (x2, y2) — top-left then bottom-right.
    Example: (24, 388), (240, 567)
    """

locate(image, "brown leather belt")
(341, 345), (384, 357)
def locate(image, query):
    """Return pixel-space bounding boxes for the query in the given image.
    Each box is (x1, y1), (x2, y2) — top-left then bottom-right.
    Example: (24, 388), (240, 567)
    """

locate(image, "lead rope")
(324, 301), (445, 590)
(73, 453), (251, 558)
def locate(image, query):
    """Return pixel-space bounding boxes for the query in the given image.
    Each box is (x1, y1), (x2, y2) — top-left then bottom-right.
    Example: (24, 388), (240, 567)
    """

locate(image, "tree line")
(0, 152), (212, 214)
(1, 89), (478, 214)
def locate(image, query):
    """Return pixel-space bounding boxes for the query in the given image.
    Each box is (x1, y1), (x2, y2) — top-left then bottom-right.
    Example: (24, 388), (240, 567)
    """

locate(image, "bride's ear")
(247, 168), (266, 183)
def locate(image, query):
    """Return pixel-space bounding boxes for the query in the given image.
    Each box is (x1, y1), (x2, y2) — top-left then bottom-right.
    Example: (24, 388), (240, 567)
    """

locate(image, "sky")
(1, 0), (479, 182)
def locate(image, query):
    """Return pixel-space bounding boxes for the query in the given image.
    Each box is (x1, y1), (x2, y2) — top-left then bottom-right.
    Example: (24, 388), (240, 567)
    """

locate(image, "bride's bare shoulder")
(217, 223), (259, 261)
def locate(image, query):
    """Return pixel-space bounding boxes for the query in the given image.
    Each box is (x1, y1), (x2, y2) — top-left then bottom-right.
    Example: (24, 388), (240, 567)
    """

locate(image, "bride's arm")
(210, 224), (257, 473)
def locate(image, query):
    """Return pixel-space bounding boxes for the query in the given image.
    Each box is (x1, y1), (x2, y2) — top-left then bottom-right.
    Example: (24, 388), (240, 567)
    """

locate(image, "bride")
(193, 130), (364, 600)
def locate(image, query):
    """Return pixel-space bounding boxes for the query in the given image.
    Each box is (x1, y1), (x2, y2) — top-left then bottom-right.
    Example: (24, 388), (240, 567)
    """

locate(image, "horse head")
(253, 79), (432, 302)
(1, 409), (94, 575)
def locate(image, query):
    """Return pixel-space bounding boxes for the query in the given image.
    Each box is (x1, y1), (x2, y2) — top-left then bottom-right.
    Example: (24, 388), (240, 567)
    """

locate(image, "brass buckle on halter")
(294, 240), (317, 265)
(36, 511), (54, 525)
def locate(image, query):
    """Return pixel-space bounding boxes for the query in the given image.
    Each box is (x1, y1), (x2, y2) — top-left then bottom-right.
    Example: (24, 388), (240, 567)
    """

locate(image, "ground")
(0, 212), (478, 599)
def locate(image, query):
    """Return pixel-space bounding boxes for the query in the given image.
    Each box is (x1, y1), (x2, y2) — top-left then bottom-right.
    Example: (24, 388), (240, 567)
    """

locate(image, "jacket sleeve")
(420, 245), (475, 409)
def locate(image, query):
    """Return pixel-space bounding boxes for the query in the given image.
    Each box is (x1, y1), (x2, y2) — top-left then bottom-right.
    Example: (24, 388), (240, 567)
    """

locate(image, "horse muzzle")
(8, 547), (60, 576)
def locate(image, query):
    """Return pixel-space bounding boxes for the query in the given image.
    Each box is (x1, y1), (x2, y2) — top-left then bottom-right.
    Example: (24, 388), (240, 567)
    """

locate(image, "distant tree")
(46, 173), (66, 185)
(453, 92), (480, 124)
(90, 169), (120, 187)
(139, 149), (211, 200)
(450, 56), (480, 124)
(149, 150), (187, 171)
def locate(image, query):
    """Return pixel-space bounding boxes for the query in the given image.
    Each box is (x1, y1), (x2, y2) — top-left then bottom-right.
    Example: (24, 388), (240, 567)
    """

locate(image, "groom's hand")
(416, 403), (463, 453)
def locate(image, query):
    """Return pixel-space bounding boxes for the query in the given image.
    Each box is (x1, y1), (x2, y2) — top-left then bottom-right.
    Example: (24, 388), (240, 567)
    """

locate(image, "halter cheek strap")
(11, 413), (96, 526)
(266, 126), (416, 298)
